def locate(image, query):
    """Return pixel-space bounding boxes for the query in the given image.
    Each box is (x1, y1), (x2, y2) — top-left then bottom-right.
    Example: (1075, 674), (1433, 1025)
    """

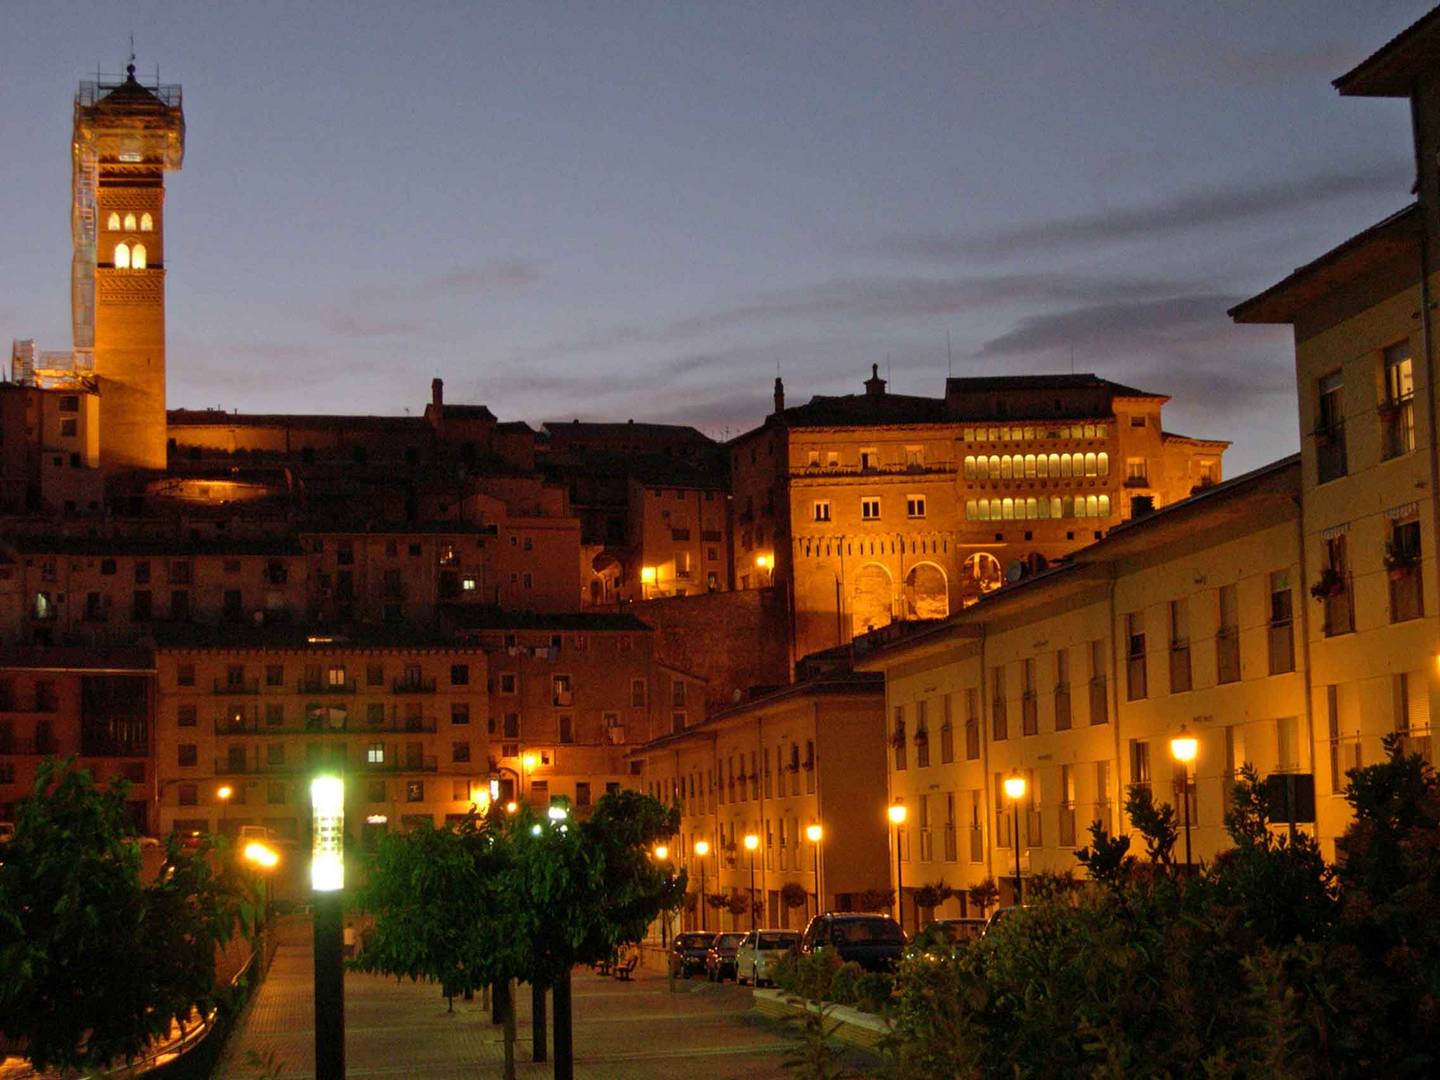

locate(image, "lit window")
(861, 497), (881, 520)
(114, 242), (130, 269)
(462, 576), (477, 592)
(140, 212), (153, 231)
(123, 212), (136, 231)
(813, 500), (831, 522)
(106, 211), (120, 230)
(1097, 452), (1109, 477)
(131, 243), (146, 270)
(367, 743), (385, 764)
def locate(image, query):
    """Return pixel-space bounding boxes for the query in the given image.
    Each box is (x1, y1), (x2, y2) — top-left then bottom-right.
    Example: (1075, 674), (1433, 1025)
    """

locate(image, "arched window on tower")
(113, 242), (130, 269)
(123, 212), (137, 231)
(140, 212), (153, 231)
(106, 212), (120, 230)
(131, 243), (147, 270)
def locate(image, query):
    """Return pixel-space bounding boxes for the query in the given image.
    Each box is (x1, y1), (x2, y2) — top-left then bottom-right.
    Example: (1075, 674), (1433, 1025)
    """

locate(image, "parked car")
(704, 932), (747, 982)
(238, 824), (272, 842)
(800, 913), (907, 972)
(981, 906), (1020, 937)
(670, 932), (713, 978)
(735, 929), (801, 986)
(0, 822), (15, 845)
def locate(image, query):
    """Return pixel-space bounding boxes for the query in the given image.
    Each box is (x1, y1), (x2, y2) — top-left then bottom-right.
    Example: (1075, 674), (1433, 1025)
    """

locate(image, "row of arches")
(963, 423), (1109, 443)
(113, 243), (147, 270)
(106, 211), (153, 232)
(966, 494), (1112, 521)
(964, 451), (1109, 481)
(853, 561), (950, 634)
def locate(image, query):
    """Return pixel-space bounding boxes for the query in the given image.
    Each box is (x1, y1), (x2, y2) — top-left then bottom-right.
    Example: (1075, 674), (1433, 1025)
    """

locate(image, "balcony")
(1169, 644), (1192, 694)
(298, 678), (357, 694)
(214, 716), (436, 736)
(1268, 620), (1295, 675)
(1088, 679), (1108, 725)
(1054, 686), (1072, 731)
(1122, 475), (1150, 489)
(1059, 804), (1077, 847)
(1314, 423), (1347, 484)
(968, 826), (984, 863)
(1216, 627), (1241, 683)
(393, 677), (437, 694)
(214, 678), (260, 695)
(943, 825), (958, 862)
(1021, 693), (1038, 736)
(367, 754), (438, 774)
(3, 736), (61, 755)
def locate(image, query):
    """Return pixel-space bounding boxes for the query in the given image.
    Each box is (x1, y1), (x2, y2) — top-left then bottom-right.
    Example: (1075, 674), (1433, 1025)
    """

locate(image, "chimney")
(773, 376), (785, 415)
(864, 363), (886, 397)
(431, 377), (444, 411)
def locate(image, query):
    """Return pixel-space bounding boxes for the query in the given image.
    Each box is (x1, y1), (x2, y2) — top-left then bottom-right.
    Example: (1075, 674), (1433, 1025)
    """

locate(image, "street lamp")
(806, 823), (823, 921)
(1003, 773), (1026, 906)
(1170, 726), (1198, 875)
(888, 803), (907, 930)
(310, 774), (345, 1080)
(743, 833), (760, 930)
(217, 784), (233, 834)
(694, 839), (711, 931)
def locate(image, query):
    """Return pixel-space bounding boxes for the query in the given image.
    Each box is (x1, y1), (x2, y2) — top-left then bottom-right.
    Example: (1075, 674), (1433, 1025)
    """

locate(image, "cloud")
(321, 257), (543, 338)
(1215, 41), (1357, 83)
(978, 294), (1242, 357)
(879, 162), (1412, 261)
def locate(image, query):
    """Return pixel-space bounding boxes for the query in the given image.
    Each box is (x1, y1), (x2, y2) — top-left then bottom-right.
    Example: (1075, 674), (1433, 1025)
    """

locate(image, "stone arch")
(851, 563), (894, 637)
(960, 552), (1003, 605)
(904, 561), (949, 621)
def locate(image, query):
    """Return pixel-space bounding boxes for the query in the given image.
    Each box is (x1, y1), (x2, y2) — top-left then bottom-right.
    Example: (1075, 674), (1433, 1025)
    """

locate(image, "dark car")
(704, 932), (746, 982)
(670, 932), (713, 977)
(800, 913), (907, 972)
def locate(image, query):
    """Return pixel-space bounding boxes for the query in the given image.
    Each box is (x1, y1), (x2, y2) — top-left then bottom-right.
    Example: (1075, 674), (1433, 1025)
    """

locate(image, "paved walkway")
(215, 942), (868, 1079)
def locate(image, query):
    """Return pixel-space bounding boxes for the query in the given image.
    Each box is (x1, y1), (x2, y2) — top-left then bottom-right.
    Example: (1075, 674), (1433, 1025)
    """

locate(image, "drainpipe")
(978, 630), (994, 888)
(1107, 566), (1125, 833)
(1411, 93), (1440, 673)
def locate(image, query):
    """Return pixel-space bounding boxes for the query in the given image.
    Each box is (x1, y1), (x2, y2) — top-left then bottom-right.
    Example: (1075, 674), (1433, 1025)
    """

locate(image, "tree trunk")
(490, 982), (502, 1025)
(531, 979), (548, 1062)
(553, 967), (574, 1080)
(499, 980), (517, 1080)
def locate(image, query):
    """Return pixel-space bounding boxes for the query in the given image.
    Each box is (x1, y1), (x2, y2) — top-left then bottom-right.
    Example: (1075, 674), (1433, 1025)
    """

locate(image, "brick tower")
(73, 62), (185, 473)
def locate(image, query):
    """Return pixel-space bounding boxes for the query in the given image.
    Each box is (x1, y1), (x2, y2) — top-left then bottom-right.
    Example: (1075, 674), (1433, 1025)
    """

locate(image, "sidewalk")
(214, 943), (828, 1079)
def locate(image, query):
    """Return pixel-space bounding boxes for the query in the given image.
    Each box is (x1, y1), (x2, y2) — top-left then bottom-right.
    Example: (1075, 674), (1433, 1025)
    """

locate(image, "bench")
(614, 956), (639, 981)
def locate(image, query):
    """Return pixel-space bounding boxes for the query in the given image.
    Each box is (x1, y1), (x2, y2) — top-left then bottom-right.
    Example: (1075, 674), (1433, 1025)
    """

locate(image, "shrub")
(789, 947), (843, 1002)
(854, 971), (894, 1015)
(827, 960), (864, 1005)
(769, 948), (800, 994)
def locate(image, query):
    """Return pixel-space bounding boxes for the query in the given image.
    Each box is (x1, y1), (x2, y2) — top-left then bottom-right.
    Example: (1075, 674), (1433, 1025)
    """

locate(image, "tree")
(966, 878), (999, 918)
(912, 882), (952, 913)
(1074, 822), (1135, 888)
(1124, 784), (1178, 867)
(0, 760), (254, 1073)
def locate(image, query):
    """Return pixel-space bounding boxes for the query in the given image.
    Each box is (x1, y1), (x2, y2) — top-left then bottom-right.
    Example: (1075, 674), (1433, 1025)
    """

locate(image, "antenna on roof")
(1069, 344), (1075, 375)
(946, 330), (953, 378)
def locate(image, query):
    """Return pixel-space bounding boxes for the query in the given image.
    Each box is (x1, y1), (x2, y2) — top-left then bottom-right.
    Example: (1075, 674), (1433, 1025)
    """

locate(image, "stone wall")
(633, 587), (790, 706)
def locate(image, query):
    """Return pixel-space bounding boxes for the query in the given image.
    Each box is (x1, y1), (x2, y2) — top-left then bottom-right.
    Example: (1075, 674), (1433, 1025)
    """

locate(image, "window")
(406, 781), (424, 803)
(131, 243), (146, 270)
(177, 704), (196, 727)
(1169, 599), (1191, 694)
(61, 418), (77, 437)
(451, 703), (469, 726)
(1054, 649), (1072, 730)
(266, 664), (284, 687)
(940, 696), (955, 763)
(1089, 639), (1108, 725)
(1380, 342), (1415, 460)
(1125, 613), (1146, 700)
(813, 500), (831, 522)
(552, 675), (573, 706)
(267, 781), (287, 805)
(906, 495), (926, 519)
(1268, 571), (1295, 675)
(916, 700), (930, 768)
(367, 780), (386, 803)
(576, 782), (591, 808)
(114, 241), (130, 269)
(178, 744), (197, 767)
(1316, 370), (1347, 482)
(1125, 457), (1147, 485)
(630, 678), (646, 707)
(893, 706), (907, 771)
(990, 667), (1007, 741)
(1321, 532), (1354, 636)
(1276, 716), (1300, 773)
(860, 448), (878, 470)
(1389, 515), (1424, 623)
(452, 741), (471, 763)
(499, 673), (517, 694)
(1217, 584), (1241, 682)
(1130, 740), (1152, 794)
(327, 665), (347, 688)
(140, 212), (153, 231)
(861, 497), (881, 521)
(178, 783), (197, 806)
(1021, 659), (1038, 735)
(450, 664), (469, 686)
(366, 664), (384, 687)
(106, 211), (120, 230)
(176, 663), (194, 687)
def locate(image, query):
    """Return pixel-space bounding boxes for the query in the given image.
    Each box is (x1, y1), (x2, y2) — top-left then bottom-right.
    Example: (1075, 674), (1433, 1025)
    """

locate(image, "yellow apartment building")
(864, 458), (1308, 918)
(632, 665), (888, 930)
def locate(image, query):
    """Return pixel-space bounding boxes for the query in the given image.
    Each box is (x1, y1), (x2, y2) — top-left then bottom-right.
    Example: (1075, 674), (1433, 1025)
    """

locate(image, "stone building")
(730, 368), (1228, 667)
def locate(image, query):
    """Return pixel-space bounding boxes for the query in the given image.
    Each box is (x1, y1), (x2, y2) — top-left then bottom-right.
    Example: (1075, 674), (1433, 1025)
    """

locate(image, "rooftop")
(168, 409), (427, 432)
(1229, 204), (1422, 324)
(4, 535), (304, 557)
(943, 373), (1160, 398)
(148, 624), (475, 651)
(1333, 6), (1440, 97)
(441, 606), (652, 633)
(0, 645), (154, 672)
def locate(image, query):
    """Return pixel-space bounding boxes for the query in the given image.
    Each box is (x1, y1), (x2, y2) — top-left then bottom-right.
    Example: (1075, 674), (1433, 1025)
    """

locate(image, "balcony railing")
(968, 826), (984, 863)
(1059, 805), (1077, 847)
(1169, 644), (1192, 694)
(1088, 679), (1108, 725)
(943, 825), (958, 862)
(1268, 621), (1295, 675)
(1216, 627), (1241, 683)
(1054, 686), (1072, 731)
(2, 736), (61, 755)
(214, 678), (260, 695)
(393, 677), (437, 694)
(1315, 423), (1347, 484)
(298, 678), (357, 694)
(214, 716), (437, 735)
(1021, 693), (1038, 736)
(1323, 583), (1355, 637)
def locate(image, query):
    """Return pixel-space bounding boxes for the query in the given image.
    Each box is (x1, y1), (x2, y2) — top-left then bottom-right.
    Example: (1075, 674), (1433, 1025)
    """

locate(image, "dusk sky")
(2, 1), (1427, 473)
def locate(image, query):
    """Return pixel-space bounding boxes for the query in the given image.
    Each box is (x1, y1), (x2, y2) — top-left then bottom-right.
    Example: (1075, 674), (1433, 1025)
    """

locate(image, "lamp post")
(216, 784), (233, 835)
(1170, 726), (1198, 876)
(805, 823), (823, 921)
(694, 839), (710, 932)
(743, 833), (760, 930)
(655, 844), (676, 993)
(888, 803), (907, 930)
(1003, 773), (1026, 906)
(310, 774), (345, 1080)
(243, 839), (280, 964)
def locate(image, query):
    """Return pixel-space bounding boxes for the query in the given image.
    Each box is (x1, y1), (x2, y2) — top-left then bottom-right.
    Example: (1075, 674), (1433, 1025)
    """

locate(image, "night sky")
(1, 1), (1426, 473)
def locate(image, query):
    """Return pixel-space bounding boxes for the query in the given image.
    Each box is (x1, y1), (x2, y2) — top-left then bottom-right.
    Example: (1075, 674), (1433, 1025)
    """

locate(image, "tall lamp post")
(1003, 773), (1026, 906)
(888, 803), (907, 930)
(694, 839), (711, 932)
(1170, 726), (1198, 876)
(743, 833), (760, 930)
(310, 774), (346, 1080)
(805, 823), (823, 921)
(655, 844), (676, 994)
(243, 840), (280, 969)
(216, 784), (233, 835)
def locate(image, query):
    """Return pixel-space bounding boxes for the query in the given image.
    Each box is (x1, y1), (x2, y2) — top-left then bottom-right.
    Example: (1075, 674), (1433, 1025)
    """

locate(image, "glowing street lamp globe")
(806, 823), (823, 843)
(1170, 728), (1199, 764)
(654, 844), (669, 860)
(743, 833), (760, 852)
(888, 803), (907, 825)
(1003, 774), (1027, 802)
(243, 840), (279, 869)
(694, 839), (710, 857)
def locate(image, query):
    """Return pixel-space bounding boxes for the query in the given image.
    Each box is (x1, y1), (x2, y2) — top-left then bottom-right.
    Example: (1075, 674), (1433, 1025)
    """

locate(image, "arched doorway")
(851, 563), (893, 637)
(960, 552), (1003, 605)
(904, 562), (949, 620)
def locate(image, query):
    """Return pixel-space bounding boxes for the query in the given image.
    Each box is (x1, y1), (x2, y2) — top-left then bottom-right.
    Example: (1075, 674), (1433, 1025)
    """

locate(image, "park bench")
(614, 956), (639, 981)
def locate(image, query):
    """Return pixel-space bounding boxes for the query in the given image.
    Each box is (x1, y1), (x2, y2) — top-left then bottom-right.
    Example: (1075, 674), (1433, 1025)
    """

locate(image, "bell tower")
(73, 62), (184, 473)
